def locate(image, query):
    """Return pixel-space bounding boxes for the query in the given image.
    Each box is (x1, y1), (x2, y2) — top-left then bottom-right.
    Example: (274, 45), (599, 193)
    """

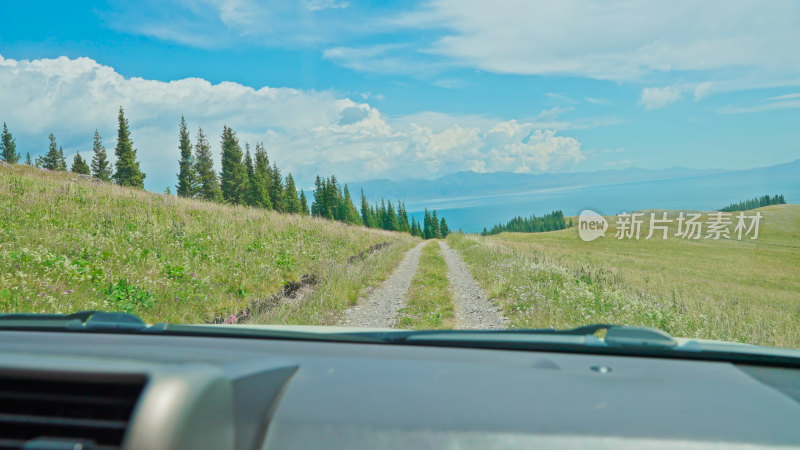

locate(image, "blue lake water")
(406, 169), (800, 232)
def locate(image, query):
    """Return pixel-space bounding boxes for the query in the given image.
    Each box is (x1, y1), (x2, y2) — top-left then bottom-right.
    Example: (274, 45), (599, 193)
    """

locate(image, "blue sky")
(1, 0), (799, 191)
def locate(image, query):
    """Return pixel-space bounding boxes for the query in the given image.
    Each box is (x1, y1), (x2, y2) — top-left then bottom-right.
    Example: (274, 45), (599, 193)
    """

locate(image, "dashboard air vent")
(0, 374), (145, 450)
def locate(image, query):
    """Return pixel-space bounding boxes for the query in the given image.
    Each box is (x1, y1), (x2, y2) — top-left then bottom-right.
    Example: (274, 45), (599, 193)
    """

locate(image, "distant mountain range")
(347, 158), (800, 232)
(349, 166), (730, 204)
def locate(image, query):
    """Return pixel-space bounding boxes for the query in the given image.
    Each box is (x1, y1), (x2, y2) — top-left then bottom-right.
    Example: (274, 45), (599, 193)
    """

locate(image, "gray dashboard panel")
(0, 331), (798, 449)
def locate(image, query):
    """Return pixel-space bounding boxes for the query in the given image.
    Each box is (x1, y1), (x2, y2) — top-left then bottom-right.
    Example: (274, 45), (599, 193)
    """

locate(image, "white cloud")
(0, 54), (589, 190)
(104, 0), (362, 48)
(693, 82), (714, 101)
(767, 93), (800, 101)
(639, 86), (683, 110)
(718, 99), (800, 114)
(396, 0), (800, 83)
(306, 0), (349, 11)
(323, 44), (444, 75)
(584, 97), (612, 105)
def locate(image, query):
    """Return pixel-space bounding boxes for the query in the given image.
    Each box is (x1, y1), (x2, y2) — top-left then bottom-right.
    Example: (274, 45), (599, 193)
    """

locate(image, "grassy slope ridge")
(397, 241), (455, 329)
(0, 165), (417, 324)
(448, 205), (800, 348)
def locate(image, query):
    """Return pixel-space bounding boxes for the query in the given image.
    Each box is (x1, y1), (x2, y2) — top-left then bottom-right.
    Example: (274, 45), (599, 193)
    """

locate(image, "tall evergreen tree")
(410, 217), (422, 237)
(193, 127), (222, 202)
(283, 173), (303, 213)
(423, 209), (433, 239)
(1, 123), (20, 163)
(385, 201), (399, 231)
(360, 189), (376, 228)
(397, 202), (410, 232)
(311, 176), (323, 217)
(58, 147), (67, 171)
(269, 162), (284, 212)
(219, 125), (249, 204)
(243, 144), (257, 206)
(71, 152), (90, 174)
(112, 107), (146, 188)
(431, 210), (442, 238)
(90, 130), (112, 181)
(341, 184), (363, 225)
(439, 217), (449, 237)
(251, 143), (272, 209)
(299, 190), (310, 215)
(176, 116), (197, 197)
(40, 134), (67, 170)
(24, 153), (32, 166)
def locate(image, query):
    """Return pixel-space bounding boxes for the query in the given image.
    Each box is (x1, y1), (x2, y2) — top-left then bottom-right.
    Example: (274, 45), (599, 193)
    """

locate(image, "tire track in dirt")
(439, 241), (508, 329)
(340, 241), (427, 328)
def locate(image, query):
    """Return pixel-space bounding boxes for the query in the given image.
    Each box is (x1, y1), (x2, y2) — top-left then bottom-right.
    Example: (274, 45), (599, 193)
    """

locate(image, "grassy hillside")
(0, 165), (417, 324)
(448, 205), (800, 348)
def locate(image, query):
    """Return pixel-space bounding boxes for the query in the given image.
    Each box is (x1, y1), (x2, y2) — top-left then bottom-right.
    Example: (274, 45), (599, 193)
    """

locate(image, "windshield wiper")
(379, 323), (693, 352)
(0, 311), (391, 344)
(0, 311), (150, 331)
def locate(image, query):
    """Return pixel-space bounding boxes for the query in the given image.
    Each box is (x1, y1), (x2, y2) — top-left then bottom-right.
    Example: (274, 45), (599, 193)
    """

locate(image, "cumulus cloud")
(639, 86), (683, 110)
(0, 54), (588, 191)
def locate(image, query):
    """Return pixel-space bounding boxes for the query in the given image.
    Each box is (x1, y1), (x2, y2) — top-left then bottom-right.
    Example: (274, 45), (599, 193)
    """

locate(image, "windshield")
(0, 1), (798, 351)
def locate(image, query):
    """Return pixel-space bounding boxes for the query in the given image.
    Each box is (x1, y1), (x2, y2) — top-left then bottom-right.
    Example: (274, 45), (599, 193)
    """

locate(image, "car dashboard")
(0, 330), (798, 449)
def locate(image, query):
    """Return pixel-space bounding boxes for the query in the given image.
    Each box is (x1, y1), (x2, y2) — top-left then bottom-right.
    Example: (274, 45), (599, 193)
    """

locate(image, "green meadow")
(448, 205), (800, 348)
(0, 165), (417, 324)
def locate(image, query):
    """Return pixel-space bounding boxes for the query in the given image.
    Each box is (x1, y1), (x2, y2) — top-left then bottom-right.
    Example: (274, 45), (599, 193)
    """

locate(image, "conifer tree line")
(2, 111), (451, 240)
(719, 194), (786, 212)
(176, 117), (449, 239)
(1, 108), (145, 188)
(482, 210), (566, 235)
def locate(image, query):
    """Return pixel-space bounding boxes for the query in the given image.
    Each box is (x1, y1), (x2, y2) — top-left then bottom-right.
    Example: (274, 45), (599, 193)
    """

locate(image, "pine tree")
(24, 153), (32, 166)
(58, 147), (67, 171)
(90, 130), (112, 181)
(193, 128), (222, 202)
(311, 176), (323, 217)
(71, 152), (90, 174)
(243, 144), (257, 206)
(1, 123), (20, 163)
(269, 162), (284, 212)
(251, 143), (272, 209)
(360, 189), (375, 227)
(299, 190), (310, 215)
(219, 125), (249, 204)
(41, 134), (66, 170)
(176, 116), (197, 197)
(283, 173), (303, 213)
(440, 217), (449, 237)
(342, 185), (363, 225)
(385, 201), (399, 231)
(112, 107), (146, 188)
(423, 209), (433, 239)
(431, 210), (441, 238)
(397, 202), (410, 232)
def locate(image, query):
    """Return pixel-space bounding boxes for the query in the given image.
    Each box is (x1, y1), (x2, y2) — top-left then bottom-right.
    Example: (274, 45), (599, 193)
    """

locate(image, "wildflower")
(229, 314), (238, 324)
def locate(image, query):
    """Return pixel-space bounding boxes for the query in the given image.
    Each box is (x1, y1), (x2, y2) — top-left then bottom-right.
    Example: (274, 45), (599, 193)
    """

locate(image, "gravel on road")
(439, 241), (508, 330)
(340, 241), (426, 328)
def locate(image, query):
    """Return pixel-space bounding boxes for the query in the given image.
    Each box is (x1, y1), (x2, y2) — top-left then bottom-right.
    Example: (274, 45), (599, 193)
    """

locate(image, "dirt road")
(341, 240), (506, 329)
